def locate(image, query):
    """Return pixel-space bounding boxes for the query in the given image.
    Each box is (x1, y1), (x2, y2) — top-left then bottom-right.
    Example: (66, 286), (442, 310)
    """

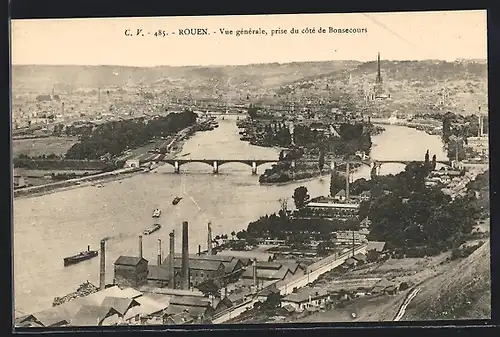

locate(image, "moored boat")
(64, 246), (98, 266)
(172, 197), (183, 205)
(143, 223), (162, 235)
(152, 208), (161, 218)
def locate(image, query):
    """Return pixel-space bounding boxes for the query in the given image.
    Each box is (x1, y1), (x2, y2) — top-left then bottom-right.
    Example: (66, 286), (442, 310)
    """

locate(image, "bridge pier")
(174, 161), (180, 174)
(213, 161), (218, 174)
(251, 161), (257, 175)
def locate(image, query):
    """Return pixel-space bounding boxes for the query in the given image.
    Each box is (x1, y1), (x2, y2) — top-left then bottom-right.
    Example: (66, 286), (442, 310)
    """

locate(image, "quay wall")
(13, 167), (141, 198)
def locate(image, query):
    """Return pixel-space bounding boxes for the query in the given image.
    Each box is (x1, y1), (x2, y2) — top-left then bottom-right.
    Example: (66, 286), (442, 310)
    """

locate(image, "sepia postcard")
(11, 10), (490, 328)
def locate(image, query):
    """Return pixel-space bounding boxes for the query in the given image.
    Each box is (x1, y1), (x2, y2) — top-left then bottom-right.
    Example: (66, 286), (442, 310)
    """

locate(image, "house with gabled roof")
(70, 305), (121, 326)
(281, 288), (330, 312)
(100, 297), (140, 317)
(163, 295), (213, 322)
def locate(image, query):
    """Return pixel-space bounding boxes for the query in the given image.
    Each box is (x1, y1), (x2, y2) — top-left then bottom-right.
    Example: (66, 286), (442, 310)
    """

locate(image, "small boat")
(182, 153), (191, 157)
(172, 197), (183, 205)
(96, 184), (103, 188)
(143, 223), (162, 235)
(152, 209), (161, 218)
(64, 246), (98, 266)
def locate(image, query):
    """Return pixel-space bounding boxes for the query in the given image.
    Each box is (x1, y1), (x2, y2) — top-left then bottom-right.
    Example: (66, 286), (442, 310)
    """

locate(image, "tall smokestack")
(478, 114), (481, 138)
(207, 222), (213, 256)
(99, 239), (106, 290)
(139, 235), (143, 259)
(181, 221), (190, 290)
(169, 231), (175, 289)
(157, 239), (162, 266)
(198, 245), (201, 256)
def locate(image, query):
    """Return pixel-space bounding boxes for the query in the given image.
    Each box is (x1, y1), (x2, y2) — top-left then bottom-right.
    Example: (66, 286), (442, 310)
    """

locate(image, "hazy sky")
(11, 10), (487, 67)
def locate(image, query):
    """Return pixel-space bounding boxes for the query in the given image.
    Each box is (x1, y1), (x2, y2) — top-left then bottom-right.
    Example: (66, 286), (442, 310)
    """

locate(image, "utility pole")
(345, 162), (350, 201)
(352, 229), (355, 257)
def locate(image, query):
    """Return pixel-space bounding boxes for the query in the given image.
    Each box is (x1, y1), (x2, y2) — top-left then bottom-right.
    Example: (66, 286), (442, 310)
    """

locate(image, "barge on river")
(64, 246), (98, 266)
(143, 223), (162, 235)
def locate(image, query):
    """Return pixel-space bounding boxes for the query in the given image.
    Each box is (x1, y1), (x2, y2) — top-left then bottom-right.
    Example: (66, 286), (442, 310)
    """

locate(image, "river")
(12, 116), (448, 314)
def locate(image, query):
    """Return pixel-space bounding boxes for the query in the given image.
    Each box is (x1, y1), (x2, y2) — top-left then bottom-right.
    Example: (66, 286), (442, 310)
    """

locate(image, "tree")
(197, 279), (220, 298)
(278, 197), (289, 218)
(230, 231), (236, 239)
(293, 186), (310, 209)
(262, 291), (281, 309)
(424, 150), (430, 167)
(236, 230), (248, 240)
(431, 154), (437, 171)
(370, 164), (378, 180)
(318, 151), (325, 171)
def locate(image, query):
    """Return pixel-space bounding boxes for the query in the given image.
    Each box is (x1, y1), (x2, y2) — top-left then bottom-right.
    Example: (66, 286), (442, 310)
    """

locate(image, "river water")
(12, 116), (448, 314)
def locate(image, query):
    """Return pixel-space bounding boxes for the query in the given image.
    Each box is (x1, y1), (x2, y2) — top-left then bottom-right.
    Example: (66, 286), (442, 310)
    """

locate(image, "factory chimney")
(478, 114), (482, 138)
(169, 231), (175, 289)
(99, 239), (106, 290)
(207, 222), (213, 256)
(139, 235), (143, 259)
(181, 221), (190, 290)
(157, 239), (162, 266)
(198, 245), (201, 256)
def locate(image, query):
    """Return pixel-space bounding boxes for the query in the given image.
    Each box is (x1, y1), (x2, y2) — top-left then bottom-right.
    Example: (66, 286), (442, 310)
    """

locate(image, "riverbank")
(13, 124), (202, 199)
(14, 167), (143, 199)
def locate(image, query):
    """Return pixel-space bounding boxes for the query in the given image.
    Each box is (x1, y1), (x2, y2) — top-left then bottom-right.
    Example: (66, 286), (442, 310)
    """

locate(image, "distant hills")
(11, 61), (360, 93)
(12, 59), (488, 114)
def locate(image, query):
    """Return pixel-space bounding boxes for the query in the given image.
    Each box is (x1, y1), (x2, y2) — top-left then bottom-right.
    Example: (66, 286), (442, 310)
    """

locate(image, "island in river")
(236, 114), (385, 184)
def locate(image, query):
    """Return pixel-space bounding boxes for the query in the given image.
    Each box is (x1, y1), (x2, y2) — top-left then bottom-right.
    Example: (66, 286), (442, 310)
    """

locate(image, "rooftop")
(282, 288), (329, 304)
(217, 250), (274, 262)
(70, 305), (118, 326)
(168, 295), (211, 308)
(367, 241), (386, 252)
(115, 256), (148, 266)
(100, 297), (138, 316)
(162, 255), (225, 271)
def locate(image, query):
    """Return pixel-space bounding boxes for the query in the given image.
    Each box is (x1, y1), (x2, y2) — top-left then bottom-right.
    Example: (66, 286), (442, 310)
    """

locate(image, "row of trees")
(357, 157), (481, 253)
(65, 110), (197, 160)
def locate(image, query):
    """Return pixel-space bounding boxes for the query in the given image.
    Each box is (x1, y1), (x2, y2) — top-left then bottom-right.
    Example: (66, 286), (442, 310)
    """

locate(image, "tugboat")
(143, 223), (162, 235)
(63, 246), (98, 267)
(152, 209), (161, 218)
(172, 197), (183, 205)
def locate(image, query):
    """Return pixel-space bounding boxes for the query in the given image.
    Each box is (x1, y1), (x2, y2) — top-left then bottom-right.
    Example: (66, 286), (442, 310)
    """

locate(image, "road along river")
(13, 116), (448, 314)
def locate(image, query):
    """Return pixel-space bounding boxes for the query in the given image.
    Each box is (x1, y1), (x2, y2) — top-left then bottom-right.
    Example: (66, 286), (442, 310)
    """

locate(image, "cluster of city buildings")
(12, 88), (170, 133)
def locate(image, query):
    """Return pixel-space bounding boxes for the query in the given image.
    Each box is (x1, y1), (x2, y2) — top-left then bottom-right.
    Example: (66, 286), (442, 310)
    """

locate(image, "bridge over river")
(160, 158), (453, 175)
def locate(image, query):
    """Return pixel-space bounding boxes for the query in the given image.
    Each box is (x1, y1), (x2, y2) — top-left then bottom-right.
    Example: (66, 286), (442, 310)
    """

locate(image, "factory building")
(114, 256), (149, 288)
(160, 256), (226, 287)
(113, 236), (149, 288)
(241, 261), (305, 286)
(160, 253), (245, 284)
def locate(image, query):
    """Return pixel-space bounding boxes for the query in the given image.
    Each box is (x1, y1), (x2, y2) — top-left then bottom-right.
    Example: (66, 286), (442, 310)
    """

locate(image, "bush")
(450, 241), (484, 260)
(399, 282), (410, 291)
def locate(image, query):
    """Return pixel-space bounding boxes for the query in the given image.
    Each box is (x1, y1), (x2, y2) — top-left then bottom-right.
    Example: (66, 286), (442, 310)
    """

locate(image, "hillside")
(277, 59), (488, 116)
(12, 61), (359, 96)
(403, 240), (491, 320)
